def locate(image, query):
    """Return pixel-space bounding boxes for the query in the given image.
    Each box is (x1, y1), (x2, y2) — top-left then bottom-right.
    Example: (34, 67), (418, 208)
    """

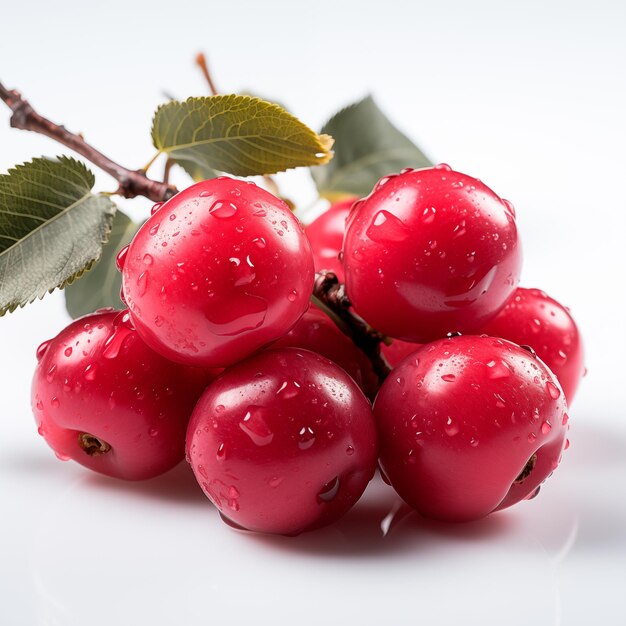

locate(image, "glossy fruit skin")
(343, 166), (522, 342)
(186, 348), (378, 535)
(32, 310), (213, 480)
(374, 335), (568, 522)
(382, 339), (422, 369)
(122, 177), (315, 368)
(481, 287), (584, 404)
(306, 197), (356, 282)
(271, 303), (378, 399)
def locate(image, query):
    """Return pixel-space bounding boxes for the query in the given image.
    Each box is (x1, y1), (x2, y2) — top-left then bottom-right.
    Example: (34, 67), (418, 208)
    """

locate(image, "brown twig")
(312, 271), (391, 383)
(193, 54), (289, 206)
(195, 53), (219, 96)
(0, 81), (177, 202)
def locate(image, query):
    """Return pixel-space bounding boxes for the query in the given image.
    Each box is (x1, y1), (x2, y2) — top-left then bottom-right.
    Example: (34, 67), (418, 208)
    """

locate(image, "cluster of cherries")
(31, 165), (584, 535)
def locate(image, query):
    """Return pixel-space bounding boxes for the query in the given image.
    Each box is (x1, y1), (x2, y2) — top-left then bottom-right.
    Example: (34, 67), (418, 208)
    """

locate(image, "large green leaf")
(151, 95), (334, 179)
(0, 157), (116, 316)
(311, 96), (433, 199)
(64, 209), (140, 319)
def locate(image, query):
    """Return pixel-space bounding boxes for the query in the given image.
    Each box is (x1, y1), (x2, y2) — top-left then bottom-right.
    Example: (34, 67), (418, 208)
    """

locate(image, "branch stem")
(0, 81), (177, 202)
(195, 53), (219, 96)
(191, 55), (285, 203)
(312, 271), (391, 383)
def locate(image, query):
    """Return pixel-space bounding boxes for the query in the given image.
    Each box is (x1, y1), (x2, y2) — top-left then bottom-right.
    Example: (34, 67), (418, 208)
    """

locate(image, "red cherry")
(122, 177), (314, 368)
(343, 167), (522, 341)
(32, 310), (214, 480)
(306, 197), (356, 282)
(186, 348), (378, 535)
(480, 287), (584, 404)
(381, 338), (422, 369)
(374, 335), (568, 522)
(271, 303), (378, 398)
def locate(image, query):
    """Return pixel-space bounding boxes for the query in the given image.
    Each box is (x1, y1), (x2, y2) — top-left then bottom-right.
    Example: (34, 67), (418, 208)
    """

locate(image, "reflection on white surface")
(21, 457), (584, 626)
(0, 416), (619, 626)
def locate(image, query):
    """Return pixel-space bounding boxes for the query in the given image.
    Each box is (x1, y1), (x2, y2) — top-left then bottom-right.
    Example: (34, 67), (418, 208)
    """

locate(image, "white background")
(1, 1), (625, 624)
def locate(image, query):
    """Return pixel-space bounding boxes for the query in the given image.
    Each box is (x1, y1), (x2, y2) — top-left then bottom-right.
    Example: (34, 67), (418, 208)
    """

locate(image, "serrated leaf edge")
(0, 156), (116, 316)
(151, 95), (334, 175)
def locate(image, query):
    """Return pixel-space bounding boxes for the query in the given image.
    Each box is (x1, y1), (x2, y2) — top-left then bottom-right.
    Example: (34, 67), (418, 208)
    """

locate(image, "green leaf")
(151, 95), (334, 179)
(239, 91), (289, 113)
(0, 156), (116, 316)
(311, 96), (433, 199)
(64, 209), (140, 319)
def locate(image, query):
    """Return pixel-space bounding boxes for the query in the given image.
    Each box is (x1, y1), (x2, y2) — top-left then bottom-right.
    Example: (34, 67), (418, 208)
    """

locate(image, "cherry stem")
(0, 81), (178, 202)
(78, 433), (111, 456)
(312, 271), (391, 383)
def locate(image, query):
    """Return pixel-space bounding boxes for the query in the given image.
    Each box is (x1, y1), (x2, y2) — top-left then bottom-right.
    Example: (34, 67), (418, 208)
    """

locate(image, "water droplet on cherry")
(36, 341), (50, 361)
(298, 426), (316, 450)
(366, 210), (409, 243)
(84, 364), (97, 381)
(445, 416), (459, 436)
(136, 271), (149, 296)
(204, 293), (268, 336)
(486, 359), (511, 379)
(546, 381), (561, 399)
(239, 406), (274, 446)
(317, 476), (340, 503)
(502, 198), (516, 217)
(421, 207), (436, 224)
(115, 245), (129, 271)
(276, 379), (301, 399)
(209, 200), (238, 219)
(520, 344), (537, 358)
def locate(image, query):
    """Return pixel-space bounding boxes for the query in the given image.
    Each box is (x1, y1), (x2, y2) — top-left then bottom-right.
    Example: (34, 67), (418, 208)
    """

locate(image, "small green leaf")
(311, 96), (433, 199)
(0, 156), (116, 316)
(151, 95), (334, 179)
(64, 210), (140, 319)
